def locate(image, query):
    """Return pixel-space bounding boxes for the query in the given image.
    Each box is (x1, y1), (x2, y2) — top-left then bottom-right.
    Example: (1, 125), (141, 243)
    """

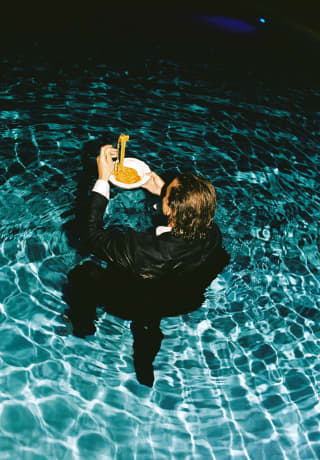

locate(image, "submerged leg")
(63, 261), (105, 338)
(131, 319), (164, 387)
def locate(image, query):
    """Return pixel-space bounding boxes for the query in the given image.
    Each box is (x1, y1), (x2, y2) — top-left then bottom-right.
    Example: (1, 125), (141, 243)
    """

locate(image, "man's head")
(162, 173), (217, 241)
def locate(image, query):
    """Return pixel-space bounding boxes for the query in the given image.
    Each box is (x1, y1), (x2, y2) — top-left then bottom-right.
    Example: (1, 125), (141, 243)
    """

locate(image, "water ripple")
(0, 49), (319, 459)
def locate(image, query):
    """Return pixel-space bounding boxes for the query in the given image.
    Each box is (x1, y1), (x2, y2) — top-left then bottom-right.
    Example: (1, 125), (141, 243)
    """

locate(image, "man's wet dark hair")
(168, 173), (217, 241)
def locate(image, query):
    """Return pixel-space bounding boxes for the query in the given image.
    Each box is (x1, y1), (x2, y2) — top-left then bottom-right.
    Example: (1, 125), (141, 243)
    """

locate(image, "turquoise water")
(0, 42), (320, 459)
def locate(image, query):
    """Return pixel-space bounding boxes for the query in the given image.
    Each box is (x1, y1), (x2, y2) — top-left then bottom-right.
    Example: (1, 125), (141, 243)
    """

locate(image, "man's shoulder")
(128, 227), (159, 243)
(208, 221), (222, 242)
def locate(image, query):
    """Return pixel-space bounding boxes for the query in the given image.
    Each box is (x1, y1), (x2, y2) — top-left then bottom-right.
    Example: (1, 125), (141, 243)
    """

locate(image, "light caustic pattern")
(0, 52), (319, 459)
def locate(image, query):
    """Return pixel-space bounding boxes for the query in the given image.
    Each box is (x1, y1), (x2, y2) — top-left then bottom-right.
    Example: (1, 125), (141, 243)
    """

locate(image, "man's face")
(162, 178), (179, 223)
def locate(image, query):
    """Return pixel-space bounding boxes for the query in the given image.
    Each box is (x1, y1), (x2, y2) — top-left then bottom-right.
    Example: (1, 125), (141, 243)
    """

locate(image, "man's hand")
(96, 145), (118, 182)
(142, 171), (165, 196)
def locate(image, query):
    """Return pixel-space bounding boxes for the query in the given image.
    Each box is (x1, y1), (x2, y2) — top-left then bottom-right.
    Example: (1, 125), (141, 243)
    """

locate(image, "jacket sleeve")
(85, 191), (134, 270)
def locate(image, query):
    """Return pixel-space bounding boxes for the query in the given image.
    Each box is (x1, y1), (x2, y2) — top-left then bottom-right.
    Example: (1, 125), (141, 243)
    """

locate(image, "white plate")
(109, 157), (151, 189)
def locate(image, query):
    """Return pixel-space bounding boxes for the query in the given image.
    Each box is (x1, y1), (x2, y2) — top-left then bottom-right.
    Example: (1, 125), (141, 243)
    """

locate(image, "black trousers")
(63, 256), (225, 386)
(63, 261), (164, 386)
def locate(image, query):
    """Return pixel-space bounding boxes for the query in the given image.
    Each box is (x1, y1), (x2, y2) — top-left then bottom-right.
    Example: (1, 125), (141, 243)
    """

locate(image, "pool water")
(0, 27), (320, 459)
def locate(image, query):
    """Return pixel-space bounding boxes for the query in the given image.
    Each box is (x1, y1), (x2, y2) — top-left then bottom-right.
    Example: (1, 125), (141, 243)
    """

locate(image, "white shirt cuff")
(92, 180), (110, 200)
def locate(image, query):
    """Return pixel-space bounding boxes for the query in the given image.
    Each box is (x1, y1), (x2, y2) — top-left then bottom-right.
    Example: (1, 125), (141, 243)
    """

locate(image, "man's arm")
(85, 144), (165, 270)
(86, 191), (133, 269)
(85, 145), (134, 269)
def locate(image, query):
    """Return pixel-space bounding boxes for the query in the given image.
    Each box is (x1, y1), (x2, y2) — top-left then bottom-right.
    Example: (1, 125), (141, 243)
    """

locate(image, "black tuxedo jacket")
(82, 191), (230, 319)
(86, 192), (229, 280)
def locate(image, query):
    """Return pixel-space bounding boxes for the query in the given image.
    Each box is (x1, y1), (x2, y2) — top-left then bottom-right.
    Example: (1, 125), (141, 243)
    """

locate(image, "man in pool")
(65, 144), (230, 386)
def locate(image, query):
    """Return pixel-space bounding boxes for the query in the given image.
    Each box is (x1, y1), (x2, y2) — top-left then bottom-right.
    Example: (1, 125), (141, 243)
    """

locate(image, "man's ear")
(168, 207), (177, 217)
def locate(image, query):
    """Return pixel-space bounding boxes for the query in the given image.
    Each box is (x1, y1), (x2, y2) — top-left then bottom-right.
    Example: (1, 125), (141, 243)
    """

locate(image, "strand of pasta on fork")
(114, 134), (141, 184)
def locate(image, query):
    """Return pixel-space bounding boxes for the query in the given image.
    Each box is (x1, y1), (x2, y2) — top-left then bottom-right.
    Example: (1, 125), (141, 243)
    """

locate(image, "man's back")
(87, 191), (228, 281)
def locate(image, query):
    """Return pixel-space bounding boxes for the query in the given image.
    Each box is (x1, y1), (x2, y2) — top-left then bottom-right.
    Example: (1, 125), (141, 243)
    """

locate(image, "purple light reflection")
(196, 16), (256, 34)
